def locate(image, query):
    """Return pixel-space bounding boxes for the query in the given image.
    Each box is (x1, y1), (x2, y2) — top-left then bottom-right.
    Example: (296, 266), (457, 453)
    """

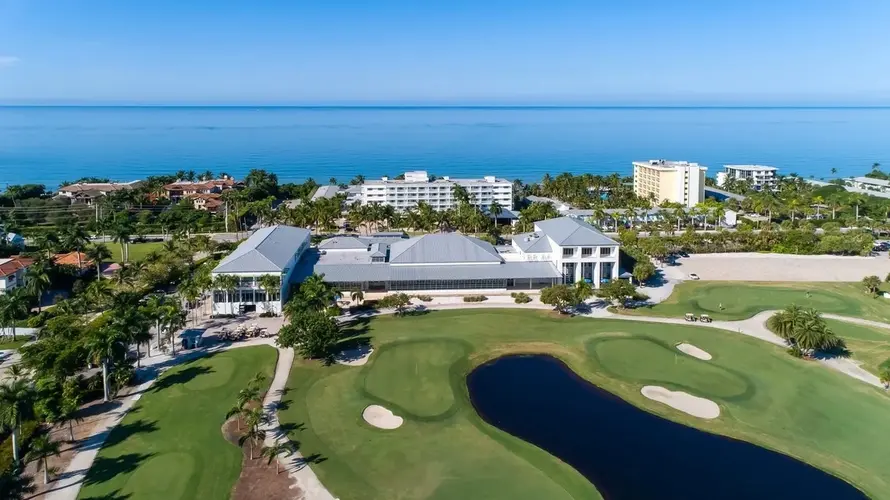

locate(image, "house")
(57, 180), (143, 205)
(186, 193), (224, 213)
(0, 256), (34, 294)
(53, 252), (94, 275)
(848, 176), (890, 193)
(163, 178), (236, 202)
(210, 225), (312, 315)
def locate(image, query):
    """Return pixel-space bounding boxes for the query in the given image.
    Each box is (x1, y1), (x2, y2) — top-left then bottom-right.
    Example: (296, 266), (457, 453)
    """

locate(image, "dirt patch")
(223, 409), (302, 500)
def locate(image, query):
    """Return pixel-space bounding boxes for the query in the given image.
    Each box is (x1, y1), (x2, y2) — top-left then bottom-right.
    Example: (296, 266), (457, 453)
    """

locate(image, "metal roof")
(512, 232), (554, 253)
(213, 225), (310, 274)
(388, 233), (502, 264)
(318, 237), (369, 250)
(533, 217), (618, 246)
(315, 261), (560, 282)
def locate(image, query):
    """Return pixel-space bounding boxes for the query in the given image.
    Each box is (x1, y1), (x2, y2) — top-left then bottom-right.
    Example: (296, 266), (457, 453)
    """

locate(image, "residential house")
(0, 256), (34, 294)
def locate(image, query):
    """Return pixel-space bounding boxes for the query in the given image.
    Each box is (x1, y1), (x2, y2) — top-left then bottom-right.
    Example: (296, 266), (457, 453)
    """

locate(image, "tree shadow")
(271, 399), (291, 412)
(278, 421), (305, 439)
(83, 453), (155, 486)
(295, 453), (327, 468)
(80, 490), (132, 500)
(151, 365), (213, 392)
(102, 419), (159, 449)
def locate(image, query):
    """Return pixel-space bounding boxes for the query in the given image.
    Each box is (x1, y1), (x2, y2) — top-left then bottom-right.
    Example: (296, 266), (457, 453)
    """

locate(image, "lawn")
(77, 346), (277, 500)
(825, 319), (890, 375)
(278, 310), (890, 500)
(623, 281), (890, 321)
(97, 241), (166, 263)
(0, 336), (32, 350)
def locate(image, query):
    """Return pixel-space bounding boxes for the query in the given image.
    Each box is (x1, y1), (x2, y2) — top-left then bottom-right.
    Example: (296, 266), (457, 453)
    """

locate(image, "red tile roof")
(53, 251), (94, 269)
(0, 256), (34, 277)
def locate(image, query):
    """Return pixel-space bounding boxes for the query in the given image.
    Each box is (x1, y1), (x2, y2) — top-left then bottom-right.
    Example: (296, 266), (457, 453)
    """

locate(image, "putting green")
(824, 319), (890, 375)
(624, 282), (890, 321)
(77, 346), (277, 500)
(278, 310), (890, 500)
(362, 339), (470, 419)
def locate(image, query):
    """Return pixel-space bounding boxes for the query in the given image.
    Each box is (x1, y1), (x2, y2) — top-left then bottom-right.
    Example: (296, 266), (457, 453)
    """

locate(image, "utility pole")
(224, 201), (229, 233)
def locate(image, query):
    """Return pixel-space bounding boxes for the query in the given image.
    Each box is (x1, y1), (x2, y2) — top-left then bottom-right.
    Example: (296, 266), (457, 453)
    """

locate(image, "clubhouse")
(211, 217), (620, 310)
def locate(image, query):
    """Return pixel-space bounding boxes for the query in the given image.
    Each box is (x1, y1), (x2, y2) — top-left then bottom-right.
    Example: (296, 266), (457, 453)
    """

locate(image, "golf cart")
(700, 314), (713, 323)
(684, 313), (697, 322)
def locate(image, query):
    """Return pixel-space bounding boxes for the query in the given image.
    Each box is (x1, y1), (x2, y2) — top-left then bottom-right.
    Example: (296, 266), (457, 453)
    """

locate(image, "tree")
(238, 426), (267, 460)
(0, 289), (29, 342)
(0, 464), (36, 500)
(285, 273), (338, 316)
(85, 327), (127, 402)
(213, 274), (239, 317)
(574, 280), (593, 302)
(0, 378), (36, 463)
(377, 293), (412, 316)
(880, 368), (890, 389)
(25, 261), (52, 313)
(277, 310), (341, 360)
(862, 275), (882, 295)
(769, 306), (843, 354)
(261, 441), (294, 474)
(110, 216), (133, 263)
(26, 435), (60, 485)
(61, 225), (91, 271)
(257, 274), (282, 312)
(85, 244), (112, 280)
(350, 289), (364, 305)
(600, 279), (638, 308)
(632, 261), (657, 285)
(540, 285), (581, 314)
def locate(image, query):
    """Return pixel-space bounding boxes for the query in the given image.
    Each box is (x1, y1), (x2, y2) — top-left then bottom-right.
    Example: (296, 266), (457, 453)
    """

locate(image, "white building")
(717, 165), (778, 191)
(848, 176), (890, 193)
(211, 225), (311, 315)
(57, 180), (143, 205)
(511, 217), (620, 286)
(0, 256), (33, 295)
(361, 171), (513, 211)
(632, 160), (707, 208)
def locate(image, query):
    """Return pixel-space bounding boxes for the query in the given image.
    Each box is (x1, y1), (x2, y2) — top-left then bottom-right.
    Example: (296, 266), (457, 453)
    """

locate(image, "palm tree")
(0, 463), (36, 499)
(257, 274), (281, 313)
(261, 441), (294, 474)
(86, 327), (126, 402)
(488, 200), (503, 222)
(140, 295), (167, 352)
(85, 243), (112, 280)
(213, 274), (239, 317)
(0, 378), (36, 463)
(25, 262), (51, 314)
(244, 407), (269, 433)
(350, 289), (364, 306)
(26, 435), (60, 485)
(0, 289), (29, 342)
(62, 226), (91, 271)
(238, 426), (266, 460)
(574, 280), (593, 302)
(771, 304), (803, 342)
(880, 368), (890, 389)
(160, 302), (187, 356)
(862, 275), (882, 295)
(248, 372), (267, 389)
(111, 222), (132, 263)
(225, 404), (248, 432)
(848, 193), (867, 221)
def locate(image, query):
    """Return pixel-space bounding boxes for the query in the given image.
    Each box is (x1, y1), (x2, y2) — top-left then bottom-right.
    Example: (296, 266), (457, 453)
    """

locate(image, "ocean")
(1, 106), (888, 189)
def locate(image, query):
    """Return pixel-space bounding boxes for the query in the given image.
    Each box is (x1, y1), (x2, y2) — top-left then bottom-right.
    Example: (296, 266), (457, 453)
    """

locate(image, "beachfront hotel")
(632, 160), (707, 208)
(717, 165), (778, 191)
(360, 170), (513, 211)
(209, 217), (619, 306)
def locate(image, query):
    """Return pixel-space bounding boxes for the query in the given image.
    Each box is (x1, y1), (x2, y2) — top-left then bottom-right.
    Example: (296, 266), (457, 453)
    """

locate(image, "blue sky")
(0, 0), (887, 104)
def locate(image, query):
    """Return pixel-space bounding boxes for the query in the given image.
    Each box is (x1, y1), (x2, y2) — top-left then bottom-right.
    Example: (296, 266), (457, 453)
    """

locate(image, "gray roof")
(852, 176), (890, 187)
(388, 233), (502, 264)
(318, 237), (369, 250)
(311, 185), (342, 200)
(213, 225), (310, 274)
(512, 232), (554, 253)
(534, 217), (618, 246)
(315, 261), (560, 283)
(366, 231), (406, 238)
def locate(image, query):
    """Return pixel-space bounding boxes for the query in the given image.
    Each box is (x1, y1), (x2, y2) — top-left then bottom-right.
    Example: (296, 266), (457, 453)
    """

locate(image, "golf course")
(621, 281), (890, 321)
(77, 346), (277, 500)
(277, 309), (890, 500)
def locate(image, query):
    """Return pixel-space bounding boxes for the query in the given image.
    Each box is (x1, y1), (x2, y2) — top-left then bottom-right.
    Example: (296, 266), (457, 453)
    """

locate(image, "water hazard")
(466, 355), (868, 500)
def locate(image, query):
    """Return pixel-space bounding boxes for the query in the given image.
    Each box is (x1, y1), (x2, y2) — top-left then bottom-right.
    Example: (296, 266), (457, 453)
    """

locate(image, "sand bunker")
(676, 343), (712, 361)
(336, 345), (374, 366)
(362, 405), (403, 429)
(641, 386), (720, 419)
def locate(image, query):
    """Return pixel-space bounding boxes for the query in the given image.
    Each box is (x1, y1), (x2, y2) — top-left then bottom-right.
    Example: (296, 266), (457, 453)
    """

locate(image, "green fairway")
(278, 310), (890, 500)
(77, 346), (277, 500)
(622, 281), (890, 321)
(825, 319), (890, 375)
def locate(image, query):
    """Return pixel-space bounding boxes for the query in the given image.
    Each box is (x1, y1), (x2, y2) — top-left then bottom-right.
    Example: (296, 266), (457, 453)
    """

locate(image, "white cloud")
(0, 56), (19, 67)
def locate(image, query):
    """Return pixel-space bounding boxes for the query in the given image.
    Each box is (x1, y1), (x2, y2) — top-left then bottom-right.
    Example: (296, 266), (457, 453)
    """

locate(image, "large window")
(600, 247), (613, 257)
(389, 278), (507, 291)
(581, 247), (593, 258)
(562, 247), (575, 257)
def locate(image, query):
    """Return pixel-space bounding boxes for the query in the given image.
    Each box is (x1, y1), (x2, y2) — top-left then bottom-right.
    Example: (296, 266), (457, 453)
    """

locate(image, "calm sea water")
(1, 106), (888, 189)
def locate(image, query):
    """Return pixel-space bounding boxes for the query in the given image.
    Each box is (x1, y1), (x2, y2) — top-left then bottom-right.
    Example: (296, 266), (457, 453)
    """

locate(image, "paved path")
(261, 347), (336, 500)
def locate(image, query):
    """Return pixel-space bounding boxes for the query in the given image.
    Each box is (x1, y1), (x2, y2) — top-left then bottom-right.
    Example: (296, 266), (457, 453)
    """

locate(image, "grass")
(623, 281), (890, 321)
(825, 319), (890, 375)
(0, 336), (31, 350)
(278, 309), (890, 500)
(77, 346), (278, 500)
(95, 241), (166, 263)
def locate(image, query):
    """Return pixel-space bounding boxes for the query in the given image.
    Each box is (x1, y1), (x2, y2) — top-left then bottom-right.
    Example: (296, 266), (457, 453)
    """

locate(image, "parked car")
(688, 273), (700, 280)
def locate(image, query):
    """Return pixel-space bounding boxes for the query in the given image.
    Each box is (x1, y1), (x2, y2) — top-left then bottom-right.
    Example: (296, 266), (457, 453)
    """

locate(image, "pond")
(467, 355), (867, 500)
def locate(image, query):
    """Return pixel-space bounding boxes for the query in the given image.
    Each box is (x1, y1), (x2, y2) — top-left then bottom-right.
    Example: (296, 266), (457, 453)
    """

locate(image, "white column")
(593, 260), (601, 288)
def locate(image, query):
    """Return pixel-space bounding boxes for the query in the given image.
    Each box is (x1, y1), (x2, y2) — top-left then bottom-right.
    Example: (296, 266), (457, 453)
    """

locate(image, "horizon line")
(3, 104), (890, 110)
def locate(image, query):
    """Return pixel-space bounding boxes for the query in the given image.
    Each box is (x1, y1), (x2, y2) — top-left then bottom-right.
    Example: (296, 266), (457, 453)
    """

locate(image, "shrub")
(463, 295), (488, 303)
(412, 294), (434, 302)
(0, 420), (39, 474)
(259, 311), (278, 318)
(510, 292), (532, 304)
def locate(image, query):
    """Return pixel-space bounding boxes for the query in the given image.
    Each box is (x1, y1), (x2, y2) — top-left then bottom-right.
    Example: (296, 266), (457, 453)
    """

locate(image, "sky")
(0, 0), (887, 105)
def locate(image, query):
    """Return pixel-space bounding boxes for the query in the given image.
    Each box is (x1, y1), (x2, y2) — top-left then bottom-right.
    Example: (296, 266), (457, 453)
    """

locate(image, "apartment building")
(717, 165), (778, 191)
(632, 160), (707, 208)
(361, 171), (513, 211)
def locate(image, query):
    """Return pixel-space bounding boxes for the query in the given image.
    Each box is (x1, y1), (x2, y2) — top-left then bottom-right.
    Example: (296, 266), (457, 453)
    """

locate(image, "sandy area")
(362, 405), (403, 429)
(336, 345), (374, 366)
(673, 252), (890, 282)
(676, 343), (712, 360)
(641, 386), (720, 419)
